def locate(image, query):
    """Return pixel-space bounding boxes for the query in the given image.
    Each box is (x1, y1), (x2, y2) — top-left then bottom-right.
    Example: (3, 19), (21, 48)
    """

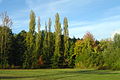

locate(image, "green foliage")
(0, 12), (13, 69)
(1, 11), (120, 70)
(63, 17), (69, 67)
(0, 26), (13, 68)
(35, 17), (42, 68)
(9, 30), (27, 67)
(74, 32), (100, 68)
(52, 13), (62, 68)
(47, 18), (53, 66)
(104, 34), (120, 70)
(42, 18), (54, 67)
(68, 41), (75, 68)
(42, 22), (49, 67)
(23, 10), (36, 69)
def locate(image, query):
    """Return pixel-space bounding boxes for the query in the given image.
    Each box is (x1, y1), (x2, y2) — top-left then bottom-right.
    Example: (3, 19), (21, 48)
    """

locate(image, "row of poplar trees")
(22, 11), (70, 69)
(1, 11), (120, 70)
(23, 11), (70, 68)
(0, 11), (71, 69)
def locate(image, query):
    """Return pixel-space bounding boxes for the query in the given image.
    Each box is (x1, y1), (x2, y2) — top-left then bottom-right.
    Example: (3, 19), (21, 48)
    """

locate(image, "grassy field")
(0, 69), (120, 80)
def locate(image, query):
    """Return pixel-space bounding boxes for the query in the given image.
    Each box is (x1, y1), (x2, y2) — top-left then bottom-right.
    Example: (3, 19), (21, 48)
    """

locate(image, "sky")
(0, 0), (120, 40)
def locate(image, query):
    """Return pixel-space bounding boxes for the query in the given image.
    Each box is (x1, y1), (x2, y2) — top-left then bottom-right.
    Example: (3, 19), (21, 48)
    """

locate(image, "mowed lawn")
(0, 69), (120, 80)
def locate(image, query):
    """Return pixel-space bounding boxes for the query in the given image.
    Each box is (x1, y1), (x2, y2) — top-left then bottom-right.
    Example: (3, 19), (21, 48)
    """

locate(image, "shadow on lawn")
(0, 70), (119, 79)
(0, 76), (34, 79)
(65, 70), (119, 75)
(53, 70), (120, 79)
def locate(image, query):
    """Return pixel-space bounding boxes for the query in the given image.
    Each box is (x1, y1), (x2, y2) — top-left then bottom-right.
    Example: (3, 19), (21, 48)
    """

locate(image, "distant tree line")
(0, 11), (120, 70)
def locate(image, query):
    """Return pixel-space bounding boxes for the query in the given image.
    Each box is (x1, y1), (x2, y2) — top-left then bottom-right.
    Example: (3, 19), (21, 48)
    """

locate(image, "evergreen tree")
(9, 30), (27, 68)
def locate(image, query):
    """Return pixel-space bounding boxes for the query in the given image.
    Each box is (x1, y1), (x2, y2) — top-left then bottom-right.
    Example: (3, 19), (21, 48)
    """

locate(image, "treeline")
(0, 11), (120, 70)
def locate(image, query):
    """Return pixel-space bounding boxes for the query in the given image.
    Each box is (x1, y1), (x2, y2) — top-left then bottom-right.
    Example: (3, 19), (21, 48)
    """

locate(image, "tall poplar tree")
(42, 22), (49, 67)
(47, 18), (52, 67)
(48, 18), (52, 52)
(23, 10), (36, 68)
(52, 13), (61, 68)
(35, 16), (41, 67)
(63, 17), (69, 67)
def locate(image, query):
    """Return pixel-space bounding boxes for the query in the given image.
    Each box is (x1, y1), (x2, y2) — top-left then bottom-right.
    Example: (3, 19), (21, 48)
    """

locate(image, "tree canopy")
(0, 11), (120, 70)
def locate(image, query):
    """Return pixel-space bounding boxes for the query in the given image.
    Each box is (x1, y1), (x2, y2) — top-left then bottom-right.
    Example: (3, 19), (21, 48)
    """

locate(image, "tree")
(113, 33), (120, 48)
(48, 18), (52, 55)
(0, 12), (13, 68)
(42, 22), (49, 67)
(52, 13), (62, 68)
(47, 18), (53, 67)
(104, 34), (120, 70)
(74, 32), (96, 68)
(9, 30), (27, 68)
(68, 41), (75, 68)
(63, 17), (69, 67)
(35, 17), (42, 67)
(23, 10), (36, 69)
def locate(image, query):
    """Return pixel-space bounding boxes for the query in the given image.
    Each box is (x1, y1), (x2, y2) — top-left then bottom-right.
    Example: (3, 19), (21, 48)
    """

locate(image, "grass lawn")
(0, 69), (120, 80)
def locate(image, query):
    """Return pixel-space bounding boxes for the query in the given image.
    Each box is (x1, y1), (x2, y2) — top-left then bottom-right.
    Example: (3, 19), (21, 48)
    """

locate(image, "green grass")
(0, 69), (120, 80)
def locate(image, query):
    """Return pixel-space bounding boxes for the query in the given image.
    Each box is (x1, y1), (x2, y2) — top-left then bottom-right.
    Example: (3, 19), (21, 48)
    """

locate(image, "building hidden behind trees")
(0, 11), (120, 70)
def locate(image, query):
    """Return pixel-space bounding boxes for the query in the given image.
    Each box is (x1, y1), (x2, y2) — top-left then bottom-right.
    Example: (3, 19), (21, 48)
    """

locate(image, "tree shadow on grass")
(53, 70), (120, 80)
(0, 76), (35, 79)
(71, 70), (119, 75)
(0, 70), (119, 79)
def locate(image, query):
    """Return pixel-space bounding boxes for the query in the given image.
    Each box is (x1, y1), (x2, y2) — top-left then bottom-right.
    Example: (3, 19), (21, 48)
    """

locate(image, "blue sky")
(0, 0), (120, 40)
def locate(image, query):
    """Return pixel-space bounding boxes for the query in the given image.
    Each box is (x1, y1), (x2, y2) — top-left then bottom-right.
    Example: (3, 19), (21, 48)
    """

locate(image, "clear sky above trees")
(0, 0), (120, 40)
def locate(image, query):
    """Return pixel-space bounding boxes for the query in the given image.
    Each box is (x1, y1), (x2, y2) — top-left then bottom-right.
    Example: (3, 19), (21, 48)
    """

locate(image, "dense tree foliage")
(0, 12), (13, 68)
(23, 10), (36, 69)
(63, 17), (69, 67)
(0, 11), (120, 70)
(52, 13), (62, 68)
(103, 34), (120, 70)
